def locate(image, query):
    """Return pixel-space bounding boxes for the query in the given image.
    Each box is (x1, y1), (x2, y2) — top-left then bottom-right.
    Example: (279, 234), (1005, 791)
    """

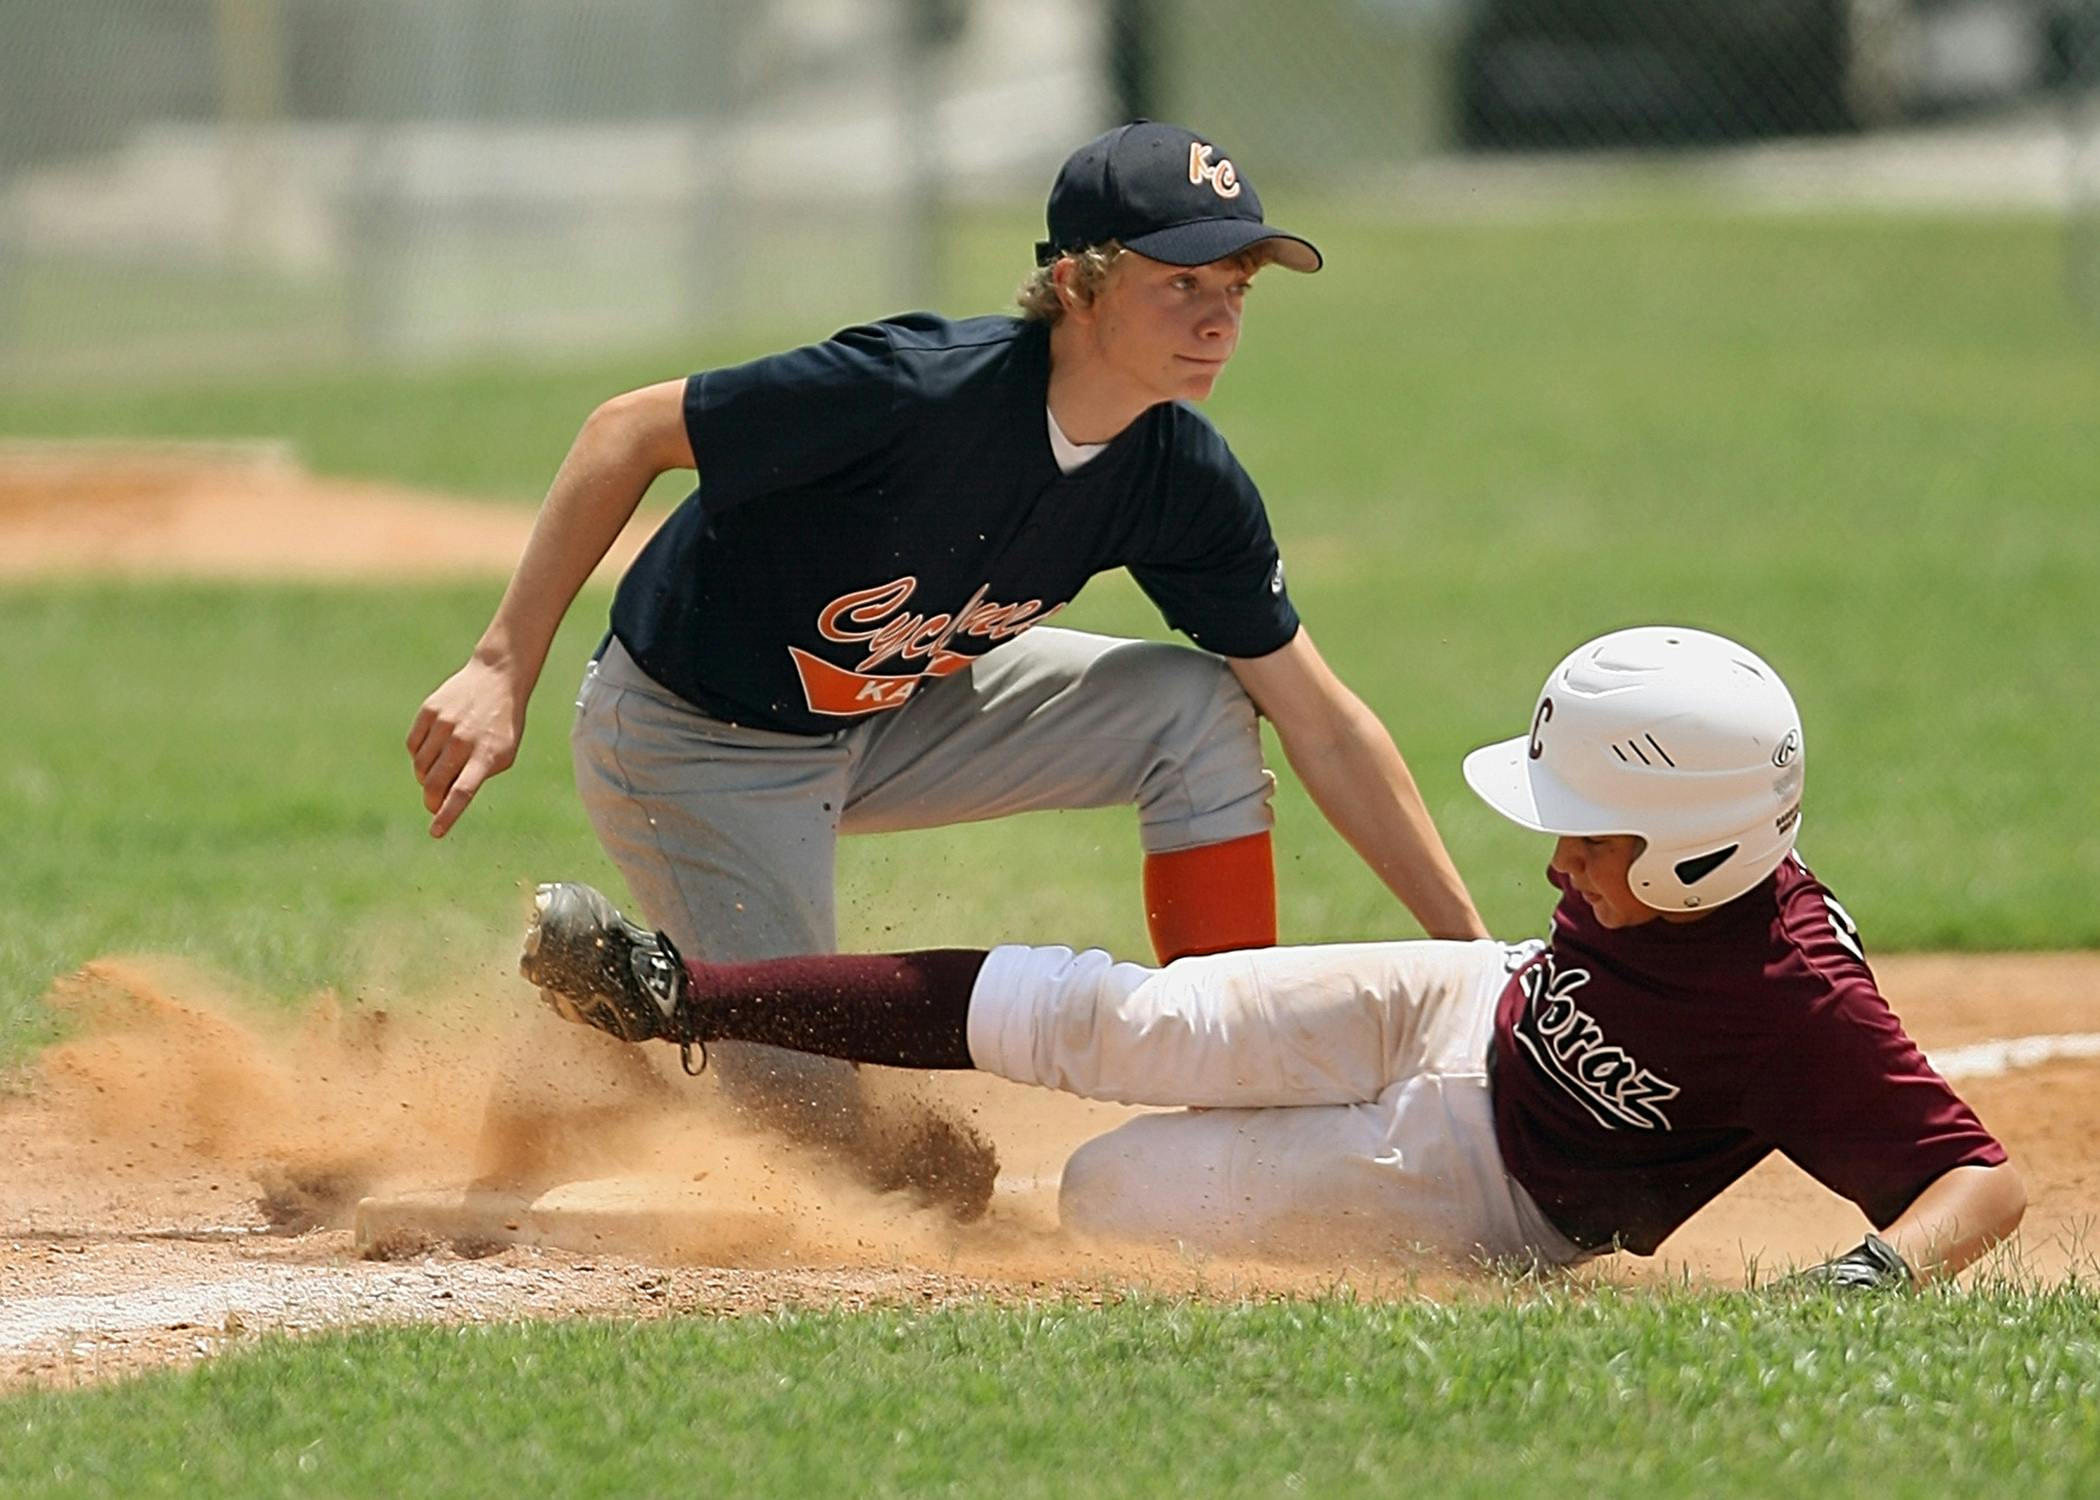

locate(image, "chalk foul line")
(1930, 1032), (2100, 1081)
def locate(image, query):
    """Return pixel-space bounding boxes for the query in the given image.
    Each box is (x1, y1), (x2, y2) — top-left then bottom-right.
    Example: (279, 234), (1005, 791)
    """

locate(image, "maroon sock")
(682, 949), (988, 1069)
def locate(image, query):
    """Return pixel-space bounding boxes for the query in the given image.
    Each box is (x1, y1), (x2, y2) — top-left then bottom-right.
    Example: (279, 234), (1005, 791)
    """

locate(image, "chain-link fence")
(2071, 7), (2100, 313)
(1117, 0), (2095, 155)
(0, 0), (1102, 375)
(3, 0), (2094, 379)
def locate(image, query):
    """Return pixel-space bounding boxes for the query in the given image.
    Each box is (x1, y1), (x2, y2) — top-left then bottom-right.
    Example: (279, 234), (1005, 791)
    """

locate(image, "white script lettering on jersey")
(1187, 143), (1241, 199)
(1511, 952), (1681, 1131)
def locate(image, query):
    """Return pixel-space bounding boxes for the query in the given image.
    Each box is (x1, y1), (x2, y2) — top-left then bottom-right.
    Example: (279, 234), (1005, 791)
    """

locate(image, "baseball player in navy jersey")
(408, 122), (1485, 1198)
(517, 627), (2025, 1284)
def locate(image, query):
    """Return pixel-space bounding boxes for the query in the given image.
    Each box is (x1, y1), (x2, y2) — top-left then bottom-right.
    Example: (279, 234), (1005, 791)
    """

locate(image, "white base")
(352, 1176), (789, 1261)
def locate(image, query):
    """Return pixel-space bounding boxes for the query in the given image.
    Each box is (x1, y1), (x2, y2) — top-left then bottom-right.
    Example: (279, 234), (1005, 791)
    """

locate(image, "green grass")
(0, 579), (1360, 1056)
(0, 584), (604, 1056)
(6, 1287), (2100, 1498)
(0, 343), (688, 502)
(1, 203), (2094, 1493)
(3, 207), (2097, 1058)
(2, 257), (349, 370)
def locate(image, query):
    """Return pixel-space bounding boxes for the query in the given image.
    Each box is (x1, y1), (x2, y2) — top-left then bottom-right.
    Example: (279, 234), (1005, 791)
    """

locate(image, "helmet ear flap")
(1673, 846), (1738, 887)
(1626, 839), (1748, 912)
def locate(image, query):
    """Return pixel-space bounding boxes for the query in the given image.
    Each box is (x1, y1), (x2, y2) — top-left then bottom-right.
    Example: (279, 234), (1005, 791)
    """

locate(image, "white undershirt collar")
(1046, 406), (1109, 475)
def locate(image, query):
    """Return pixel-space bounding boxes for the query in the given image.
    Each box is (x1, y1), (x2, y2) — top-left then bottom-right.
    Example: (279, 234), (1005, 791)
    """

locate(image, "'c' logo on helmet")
(1772, 729), (1800, 768)
(1529, 697), (1554, 760)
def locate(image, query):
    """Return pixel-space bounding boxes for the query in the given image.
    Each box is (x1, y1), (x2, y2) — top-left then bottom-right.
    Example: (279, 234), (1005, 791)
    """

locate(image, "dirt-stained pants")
(967, 937), (1582, 1266)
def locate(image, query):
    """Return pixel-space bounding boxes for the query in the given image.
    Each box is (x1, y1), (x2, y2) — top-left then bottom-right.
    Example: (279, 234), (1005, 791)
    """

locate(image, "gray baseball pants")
(571, 626), (1277, 1112)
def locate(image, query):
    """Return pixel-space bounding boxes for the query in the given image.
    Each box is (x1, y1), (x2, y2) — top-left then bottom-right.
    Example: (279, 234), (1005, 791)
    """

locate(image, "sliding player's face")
(1550, 834), (1661, 929)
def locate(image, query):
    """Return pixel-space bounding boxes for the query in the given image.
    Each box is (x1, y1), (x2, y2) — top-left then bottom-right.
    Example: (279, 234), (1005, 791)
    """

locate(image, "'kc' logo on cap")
(1188, 143), (1241, 199)
(1036, 121), (1321, 273)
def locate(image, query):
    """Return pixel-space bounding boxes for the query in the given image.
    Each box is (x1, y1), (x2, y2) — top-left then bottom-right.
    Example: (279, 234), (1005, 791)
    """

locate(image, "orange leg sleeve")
(1142, 830), (1278, 963)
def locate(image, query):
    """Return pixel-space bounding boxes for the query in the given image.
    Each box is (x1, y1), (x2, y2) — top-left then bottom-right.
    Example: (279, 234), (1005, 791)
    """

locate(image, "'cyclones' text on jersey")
(789, 576), (1065, 716)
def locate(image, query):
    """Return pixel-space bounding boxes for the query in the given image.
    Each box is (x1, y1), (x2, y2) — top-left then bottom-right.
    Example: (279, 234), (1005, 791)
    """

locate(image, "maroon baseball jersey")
(1490, 854), (2005, 1255)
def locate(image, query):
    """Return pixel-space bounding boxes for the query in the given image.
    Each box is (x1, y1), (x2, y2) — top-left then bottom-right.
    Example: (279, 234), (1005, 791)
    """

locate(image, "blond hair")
(1016, 242), (1126, 324)
(1016, 240), (1282, 324)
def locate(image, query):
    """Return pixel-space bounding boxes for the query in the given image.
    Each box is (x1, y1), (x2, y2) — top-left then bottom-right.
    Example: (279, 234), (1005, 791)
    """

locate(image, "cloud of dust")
(16, 956), (1428, 1296)
(31, 956), (527, 1225)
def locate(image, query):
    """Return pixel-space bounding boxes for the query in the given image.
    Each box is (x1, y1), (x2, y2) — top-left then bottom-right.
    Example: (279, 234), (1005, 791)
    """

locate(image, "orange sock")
(1142, 831), (1278, 963)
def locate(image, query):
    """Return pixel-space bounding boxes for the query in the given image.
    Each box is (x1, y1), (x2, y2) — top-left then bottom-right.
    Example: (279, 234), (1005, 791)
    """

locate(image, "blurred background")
(3, 1), (2098, 1038)
(5, 0), (2098, 372)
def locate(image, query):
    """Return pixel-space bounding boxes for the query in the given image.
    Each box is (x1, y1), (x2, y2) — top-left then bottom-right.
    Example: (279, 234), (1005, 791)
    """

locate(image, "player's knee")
(1096, 644), (1268, 823)
(1056, 1132), (1146, 1237)
(1087, 640), (1235, 726)
(1058, 1119), (1227, 1242)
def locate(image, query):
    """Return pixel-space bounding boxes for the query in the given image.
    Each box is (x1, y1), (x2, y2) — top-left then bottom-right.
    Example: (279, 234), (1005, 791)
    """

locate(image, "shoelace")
(639, 928), (707, 1077)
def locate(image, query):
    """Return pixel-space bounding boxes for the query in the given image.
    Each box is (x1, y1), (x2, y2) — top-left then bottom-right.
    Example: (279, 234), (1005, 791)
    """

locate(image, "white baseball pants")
(967, 938), (1582, 1267)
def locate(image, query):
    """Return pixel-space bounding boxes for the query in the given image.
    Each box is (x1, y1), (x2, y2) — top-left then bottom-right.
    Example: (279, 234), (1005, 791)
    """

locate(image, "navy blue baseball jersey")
(609, 313), (1300, 734)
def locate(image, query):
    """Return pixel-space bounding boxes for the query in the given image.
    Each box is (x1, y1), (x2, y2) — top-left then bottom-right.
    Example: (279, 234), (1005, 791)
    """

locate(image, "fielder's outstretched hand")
(408, 655), (527, 837)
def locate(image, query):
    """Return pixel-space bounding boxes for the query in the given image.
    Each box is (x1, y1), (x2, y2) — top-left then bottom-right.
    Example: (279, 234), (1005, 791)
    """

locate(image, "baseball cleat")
(520, 882), (705, 1074)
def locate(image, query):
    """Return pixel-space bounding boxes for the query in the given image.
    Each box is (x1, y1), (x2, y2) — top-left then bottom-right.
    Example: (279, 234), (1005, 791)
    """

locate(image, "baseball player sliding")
(408, 122), (1485, 1192)
(518, 628), (2024, 1284)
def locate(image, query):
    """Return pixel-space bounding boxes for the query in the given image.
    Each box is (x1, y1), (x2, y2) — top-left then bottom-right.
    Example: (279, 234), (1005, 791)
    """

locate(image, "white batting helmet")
(1463, 626), (1805, 911)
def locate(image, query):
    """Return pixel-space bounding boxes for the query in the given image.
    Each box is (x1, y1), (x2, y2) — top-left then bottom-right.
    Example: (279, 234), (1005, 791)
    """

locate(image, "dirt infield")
(4, 952), (2096, 1390)
(3, 446), (2094, 1387)
(0, 441), (662, 581)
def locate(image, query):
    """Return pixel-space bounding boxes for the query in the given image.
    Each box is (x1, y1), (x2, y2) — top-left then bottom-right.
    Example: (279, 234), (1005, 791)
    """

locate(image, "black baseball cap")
(1036, 121), (1322, 273)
